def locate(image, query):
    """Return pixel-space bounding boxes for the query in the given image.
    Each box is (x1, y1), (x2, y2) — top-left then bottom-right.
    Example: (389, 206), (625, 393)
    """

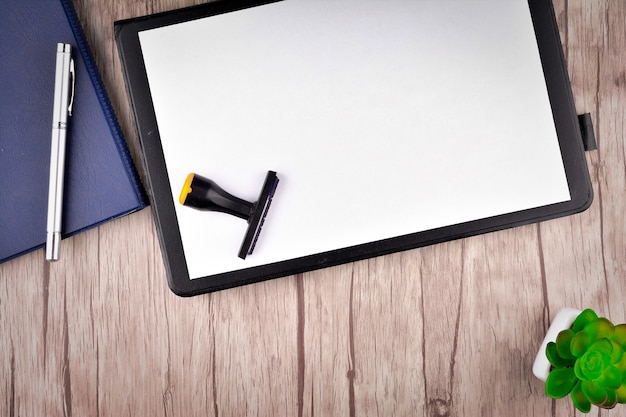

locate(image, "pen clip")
(67, 58), (75, 117)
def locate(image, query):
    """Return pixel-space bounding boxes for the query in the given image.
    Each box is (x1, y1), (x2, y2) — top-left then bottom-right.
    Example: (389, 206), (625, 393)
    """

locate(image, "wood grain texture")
(1, 1), (625, 416)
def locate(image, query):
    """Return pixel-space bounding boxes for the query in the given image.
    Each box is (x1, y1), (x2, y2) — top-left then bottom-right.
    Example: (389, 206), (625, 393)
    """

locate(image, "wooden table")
(1, 1), (624, 416)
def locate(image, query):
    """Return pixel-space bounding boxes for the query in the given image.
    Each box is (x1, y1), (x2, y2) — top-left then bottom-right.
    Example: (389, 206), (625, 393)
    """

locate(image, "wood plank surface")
(1, 1), (625, 416)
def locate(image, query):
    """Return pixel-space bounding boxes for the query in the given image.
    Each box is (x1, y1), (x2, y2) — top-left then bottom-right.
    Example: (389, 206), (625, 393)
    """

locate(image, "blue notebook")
(0, 0), (146, 263)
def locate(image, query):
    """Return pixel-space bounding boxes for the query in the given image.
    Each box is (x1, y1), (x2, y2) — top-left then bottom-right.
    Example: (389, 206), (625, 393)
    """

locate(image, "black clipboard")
(115, 0), (593, 296)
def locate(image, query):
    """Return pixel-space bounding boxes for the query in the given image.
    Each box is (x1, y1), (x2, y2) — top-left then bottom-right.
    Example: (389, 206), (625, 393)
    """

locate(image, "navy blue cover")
(0, 0), (146, 263)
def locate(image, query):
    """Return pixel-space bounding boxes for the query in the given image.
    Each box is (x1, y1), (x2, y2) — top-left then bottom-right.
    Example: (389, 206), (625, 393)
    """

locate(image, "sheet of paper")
(139, 0), (571, 279)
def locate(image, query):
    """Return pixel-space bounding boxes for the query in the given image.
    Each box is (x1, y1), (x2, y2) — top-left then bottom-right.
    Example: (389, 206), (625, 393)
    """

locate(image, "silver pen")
(46, 43), (75, 261)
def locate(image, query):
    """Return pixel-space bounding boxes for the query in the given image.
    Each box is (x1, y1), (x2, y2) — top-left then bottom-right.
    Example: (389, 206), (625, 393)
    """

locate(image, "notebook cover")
(0, 0), (147, 263)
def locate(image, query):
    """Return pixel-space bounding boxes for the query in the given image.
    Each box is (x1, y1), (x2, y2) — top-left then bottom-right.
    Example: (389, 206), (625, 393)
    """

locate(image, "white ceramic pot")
(532, 307), (582, 381)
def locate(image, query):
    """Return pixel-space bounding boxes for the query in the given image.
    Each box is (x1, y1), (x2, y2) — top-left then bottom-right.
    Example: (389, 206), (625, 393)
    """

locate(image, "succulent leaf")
(573, 309), (599, 333)
(598, 366), (622, 390)
(546, 368), (578, 399)
(581, 379), (608, 406)
(584, 318), (615, 342)
(546, 341), (575, 368)
(614, 324), (626, 347)
(588, 338), (613, 355)
(571, 381), (592, 413)
(571, 331), (592, 357)
(602, 389), (618, 409)
(588, 338), (614, 356)
(556, 329), (576, 360)
(575, 356), (586, 380)
(616, 383), (626, 404)
(610, 340), (624, 365)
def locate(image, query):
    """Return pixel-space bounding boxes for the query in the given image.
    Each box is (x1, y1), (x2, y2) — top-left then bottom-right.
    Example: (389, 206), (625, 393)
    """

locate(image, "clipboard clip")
(577, 113), (596, 151)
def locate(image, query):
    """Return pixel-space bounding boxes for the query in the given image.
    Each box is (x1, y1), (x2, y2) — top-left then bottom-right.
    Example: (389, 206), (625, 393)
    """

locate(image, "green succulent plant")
(545, 308), (626, 413)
